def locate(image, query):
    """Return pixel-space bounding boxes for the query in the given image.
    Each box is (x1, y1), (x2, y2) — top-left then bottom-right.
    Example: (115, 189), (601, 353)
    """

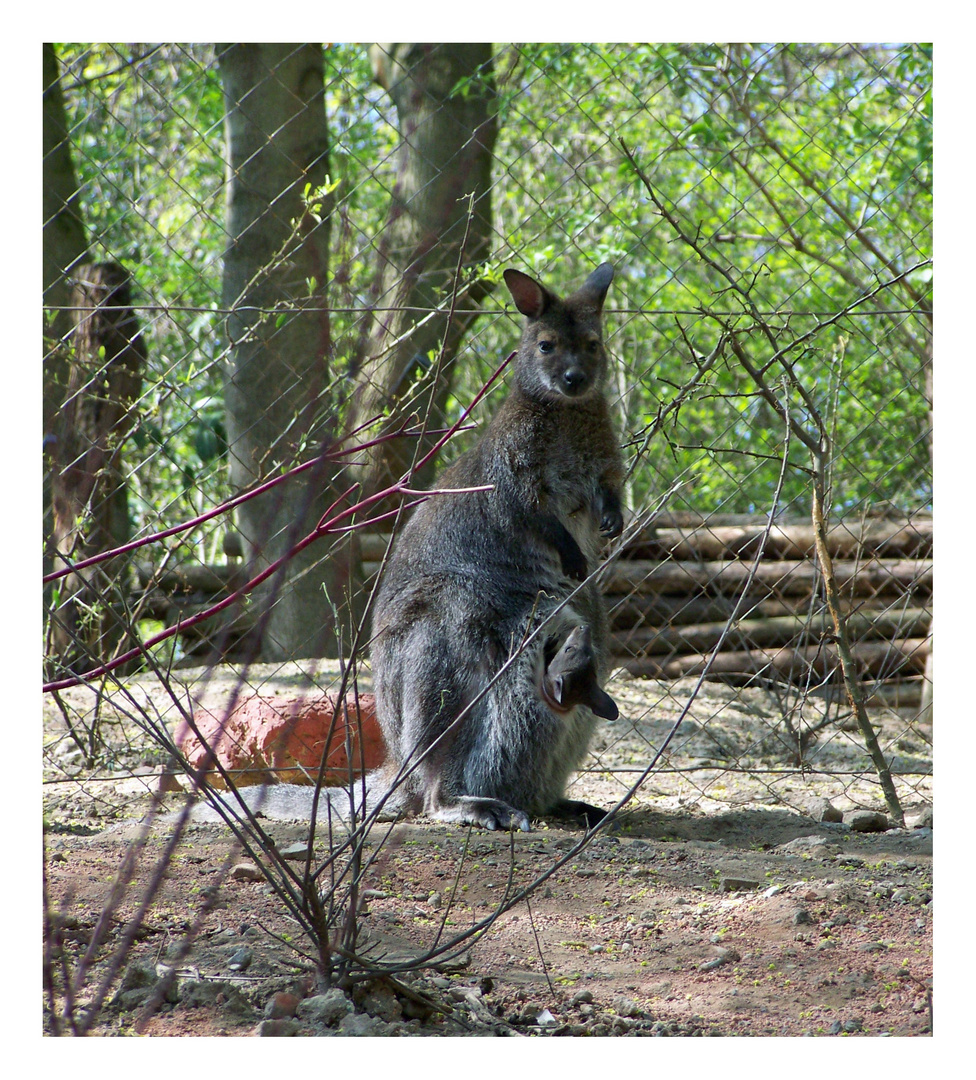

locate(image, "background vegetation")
(44, 42), (932, 668)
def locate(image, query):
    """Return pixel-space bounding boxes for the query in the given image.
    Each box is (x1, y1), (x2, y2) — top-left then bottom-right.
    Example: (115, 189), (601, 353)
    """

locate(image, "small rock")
(278, 842), (312, 861)
(230, 862), (264, 882)
(257, 1018), (299, 1036)
(910, 804), (933, 829)
(834, 854), (864, 868)
(778, 835), (840, 856)
(792, 908), (813, 926)
(828, 1020), (843, 1035)
(588, 944), (605, 954)
(858, 941), (887, 953)
(699, 947), (741, 971)
(118, 960), (157, 993)
(720, 876), (760, 892)
(808, 797), (844, 823)
(340, 1012), (394, 1036)
(612, 997), (642, 1019)
(180, 979), (254, 1017)
(264, 991), (301, 1019)
(227, 947), (252, 972)
(358, 982), (403, 1023)
(571, 989), (594, 1006)
(428, 892), (442, 909)
(297, 989), (354, 1026)
(844, 810), (889, 833)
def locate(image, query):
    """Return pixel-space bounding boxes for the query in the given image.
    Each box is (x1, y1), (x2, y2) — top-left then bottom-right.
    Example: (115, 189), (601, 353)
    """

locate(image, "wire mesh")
(42, 41), (932, 1029)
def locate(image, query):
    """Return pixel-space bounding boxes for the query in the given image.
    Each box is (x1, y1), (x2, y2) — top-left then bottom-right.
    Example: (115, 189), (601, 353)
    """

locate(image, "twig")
(811, 481), (905, 824)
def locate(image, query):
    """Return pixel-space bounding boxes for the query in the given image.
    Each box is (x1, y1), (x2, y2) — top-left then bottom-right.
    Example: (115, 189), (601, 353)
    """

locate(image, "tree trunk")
(48, 263), (145, 673)
(218, 43), (353, 661)
(43, 42), (91, 602)
(349, 43), (497, 494)
(43, 42), (90, 443)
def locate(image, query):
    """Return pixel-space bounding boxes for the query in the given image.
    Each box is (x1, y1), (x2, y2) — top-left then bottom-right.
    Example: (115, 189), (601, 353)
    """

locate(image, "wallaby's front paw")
(600, 507), (624, 539)
(561, 546), (588, 582)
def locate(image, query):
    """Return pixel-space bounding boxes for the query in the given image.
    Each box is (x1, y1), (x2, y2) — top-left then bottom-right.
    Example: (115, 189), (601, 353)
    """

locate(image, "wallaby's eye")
(538, 339), (555, 354)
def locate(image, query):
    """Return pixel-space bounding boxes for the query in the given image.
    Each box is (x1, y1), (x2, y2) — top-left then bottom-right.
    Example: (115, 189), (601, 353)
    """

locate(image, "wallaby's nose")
(562, 367), (588, 394)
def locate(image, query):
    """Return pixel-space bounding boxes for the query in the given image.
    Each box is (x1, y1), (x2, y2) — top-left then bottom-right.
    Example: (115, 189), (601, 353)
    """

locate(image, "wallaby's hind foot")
(549, 798), (609, 829)
(428, 794), (531, 832)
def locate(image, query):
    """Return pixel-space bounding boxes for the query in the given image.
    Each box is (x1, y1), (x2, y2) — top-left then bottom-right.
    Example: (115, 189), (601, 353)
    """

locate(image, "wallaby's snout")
(560, 361), (589, 396)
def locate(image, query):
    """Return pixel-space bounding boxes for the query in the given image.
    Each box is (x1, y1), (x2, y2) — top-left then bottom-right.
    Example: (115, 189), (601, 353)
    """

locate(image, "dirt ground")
(42, 662), (933, 1038)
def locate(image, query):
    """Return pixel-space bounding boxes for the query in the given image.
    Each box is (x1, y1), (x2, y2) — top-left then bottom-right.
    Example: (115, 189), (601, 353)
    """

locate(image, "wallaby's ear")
(503, 268), (550, 318)
(550, 674), (567, 707)
(588, 686), (619, 721)
(576, 262), (614, 313)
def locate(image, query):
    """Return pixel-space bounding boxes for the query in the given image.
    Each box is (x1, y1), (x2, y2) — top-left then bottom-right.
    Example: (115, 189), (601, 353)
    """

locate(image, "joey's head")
(503, 263), (614, 404)
(541, 624), (618, 721)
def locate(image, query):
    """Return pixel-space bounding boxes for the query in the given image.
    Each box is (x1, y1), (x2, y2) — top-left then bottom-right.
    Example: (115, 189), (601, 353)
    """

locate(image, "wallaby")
(185, 264), (623, 831)
(369, 261), (625, 831)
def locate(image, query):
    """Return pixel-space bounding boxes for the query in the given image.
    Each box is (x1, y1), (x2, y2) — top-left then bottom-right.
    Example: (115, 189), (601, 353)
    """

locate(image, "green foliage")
(52, 42), (932, 543)
(57, 44), (229, 560)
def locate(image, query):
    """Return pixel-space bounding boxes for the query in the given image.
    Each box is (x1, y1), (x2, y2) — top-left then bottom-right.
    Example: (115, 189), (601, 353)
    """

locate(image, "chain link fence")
(42, 42), (932, 1029)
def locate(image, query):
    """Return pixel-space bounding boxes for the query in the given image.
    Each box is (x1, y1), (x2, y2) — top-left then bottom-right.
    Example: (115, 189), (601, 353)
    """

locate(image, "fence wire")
(42, 41), (931, 1028)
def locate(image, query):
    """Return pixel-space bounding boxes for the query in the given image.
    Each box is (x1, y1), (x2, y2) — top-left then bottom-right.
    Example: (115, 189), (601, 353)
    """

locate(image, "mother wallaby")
(370, 261), (624, 830)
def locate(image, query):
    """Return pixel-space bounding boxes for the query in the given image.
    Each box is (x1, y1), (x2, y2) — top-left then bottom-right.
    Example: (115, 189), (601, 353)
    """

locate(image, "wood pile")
(601, 512), (932, 701)
(134, 511), (933, 701)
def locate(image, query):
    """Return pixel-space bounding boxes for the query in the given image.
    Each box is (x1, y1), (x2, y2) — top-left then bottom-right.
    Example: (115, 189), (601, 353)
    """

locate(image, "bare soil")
(43, 663), (933, 1037)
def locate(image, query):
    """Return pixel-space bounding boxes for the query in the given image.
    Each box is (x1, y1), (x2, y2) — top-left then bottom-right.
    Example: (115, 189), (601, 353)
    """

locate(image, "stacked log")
(603, 513), (932, 700)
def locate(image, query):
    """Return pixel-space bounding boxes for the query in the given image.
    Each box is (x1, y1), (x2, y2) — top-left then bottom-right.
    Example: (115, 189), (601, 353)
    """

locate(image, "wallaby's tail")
(180, 769), (400, 825)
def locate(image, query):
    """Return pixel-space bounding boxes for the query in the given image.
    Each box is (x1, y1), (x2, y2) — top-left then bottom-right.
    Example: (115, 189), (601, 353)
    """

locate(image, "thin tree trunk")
(218, 43), (353, 661)
(43, 42), (91, 597)
(349, 43), (497, 495)
(43, 43), (90, 441)
(48, 263), (145, 673)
